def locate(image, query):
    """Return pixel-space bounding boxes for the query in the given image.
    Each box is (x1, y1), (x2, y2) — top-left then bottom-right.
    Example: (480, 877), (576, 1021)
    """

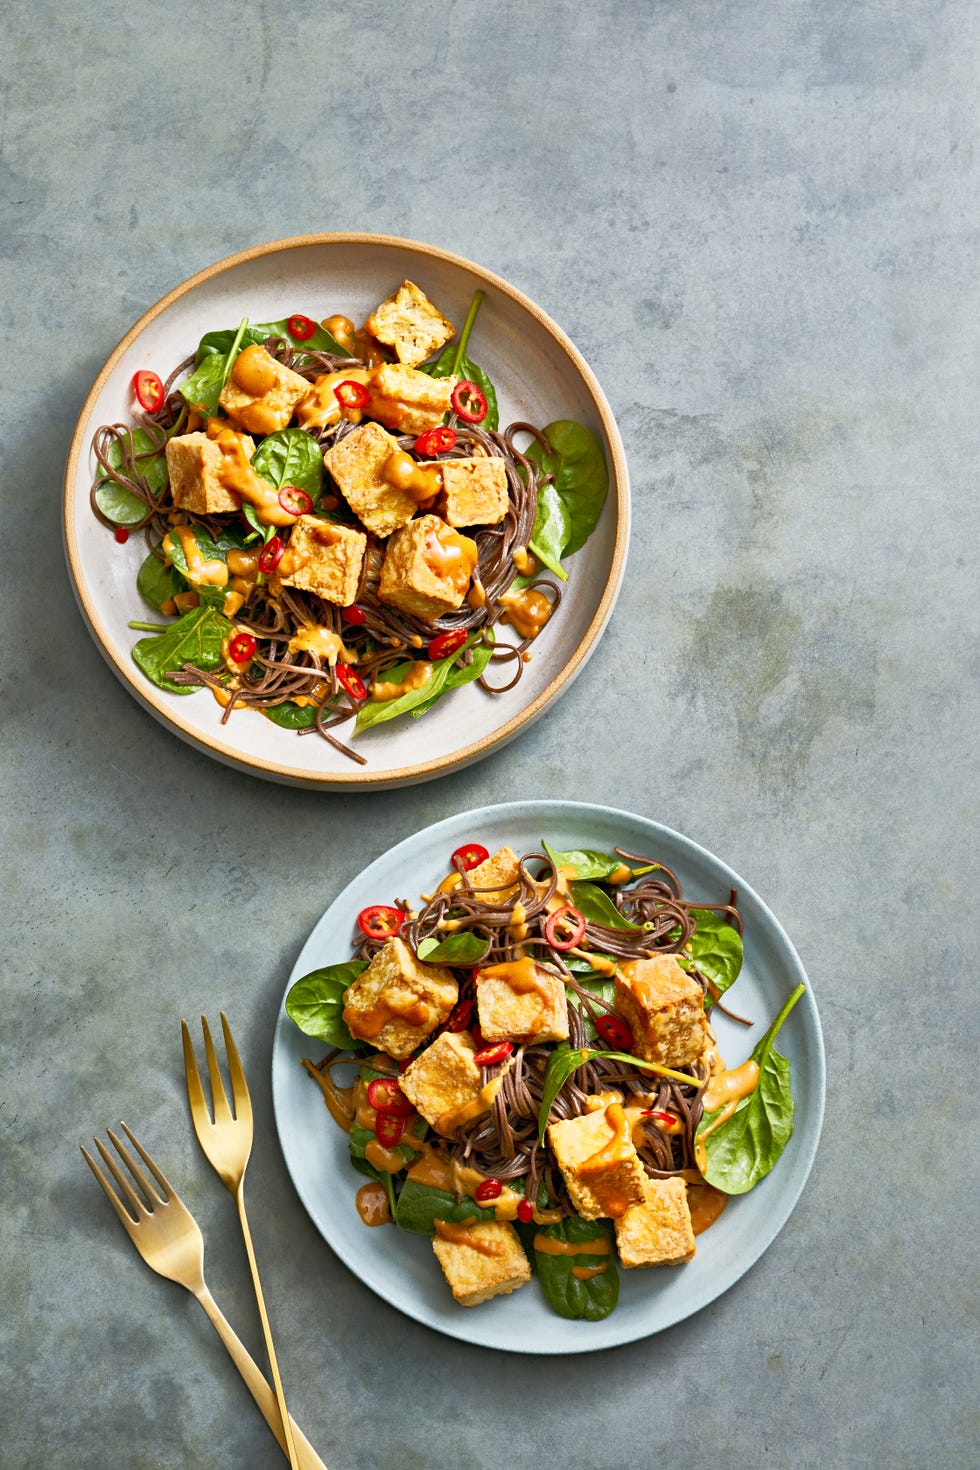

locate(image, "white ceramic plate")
(271, 801), (825, 1354)
(63, 235), (628, 789)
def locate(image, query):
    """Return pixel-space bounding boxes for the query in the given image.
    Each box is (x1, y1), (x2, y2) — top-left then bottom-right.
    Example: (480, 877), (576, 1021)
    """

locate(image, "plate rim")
(271, 798), (826, 1353)
(63, 233), (630, 788)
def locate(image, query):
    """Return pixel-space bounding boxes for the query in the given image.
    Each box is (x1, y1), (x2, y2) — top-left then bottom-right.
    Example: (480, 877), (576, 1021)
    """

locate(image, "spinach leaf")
(353, 633), (486, 734)
(194, 317), (351, 364)
(179, 317), (249, 416)
(416, 932), (490, 965)
(681, 908), (743, 999)
(696, 983), (805, 1195)
(418, 290), (499, 431)
(250, 428), (324, 501)
(350, 1114), (426, 1178)
(525, 419), (608, 562)
(408, 631), (495, 718)
(262, 701), (320, 730)
(569, 880), (643, 932)
(136, 549), (181, 612)
(394, 1177), (498, 1235)
(525, 477), (570, 581)
(534, 1216), (619, 1321)
(94, 428), (169, 525)
(542, 841), (657, 883)
(132, 605), (233, 695)
(284, 960), (367, 1049)
(566, 973), (617, 1039)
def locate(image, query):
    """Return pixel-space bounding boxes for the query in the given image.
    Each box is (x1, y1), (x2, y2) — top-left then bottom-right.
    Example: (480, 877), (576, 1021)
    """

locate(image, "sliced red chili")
(257, 535), (285, 574)
(278, 485), (313, 517)
(451, 380), (488, 423)
(644, 1109), (678, 1128)
(473, 1041), (514, 1067)
(334, 379), (370, 409)
(595, 1014), (633, 1050)
(452, 843), (489, 872)
(341, 604), (367, 625)
(446, 999), (474, 1033)
(336, 663), (367, 701)
(113, 526), (130, 545)
(474, 1178), (502, 1204)
(414, 426), (457, 457)
(374, 1112), (405, 1148)
(516, 1199), (534, 1224)
(543, 906), (587, 951)
(287, 314), (316, 341)
(228, 632), (257, 664)
(428, 628), (468, 661)
(133, 370), (165, 413)
(356, 904), (404, 940)
(366, 1078), (412, 1115)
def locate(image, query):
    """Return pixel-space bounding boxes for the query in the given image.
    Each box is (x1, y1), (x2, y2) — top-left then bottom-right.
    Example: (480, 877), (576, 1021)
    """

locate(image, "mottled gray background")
(2, 1), (977, 1466)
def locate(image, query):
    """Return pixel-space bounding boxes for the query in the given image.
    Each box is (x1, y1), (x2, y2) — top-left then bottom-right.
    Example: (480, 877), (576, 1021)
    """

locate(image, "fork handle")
(194, 1284), (329, 1470)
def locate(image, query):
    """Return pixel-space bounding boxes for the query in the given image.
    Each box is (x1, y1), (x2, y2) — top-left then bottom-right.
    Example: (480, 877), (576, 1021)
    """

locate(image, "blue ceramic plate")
(271, 801), (824, 1353)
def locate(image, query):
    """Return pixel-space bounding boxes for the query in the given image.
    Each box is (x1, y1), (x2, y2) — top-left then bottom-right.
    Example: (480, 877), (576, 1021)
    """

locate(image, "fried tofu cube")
(614, 955), (707, 1068)
(341, 937), (457, 1060)
(378, 514), (478, 621)
(476, 960), (569, 1044)
(465, 847), (521, 903)
(278, 516), (366, 607)
(218, 345), (311, 435)
(367, 363), (457, 434)
(547, 1099), (649, 1220)
(614, 1177), (697, 1267)
(165, 431), (252, 515)
(365, 280), (455, 368)
(322, 421), (418, 538)
(432, 1219), (532, 1306)
(399, 1030), (512, 1135)
(440, 456), (509, 528)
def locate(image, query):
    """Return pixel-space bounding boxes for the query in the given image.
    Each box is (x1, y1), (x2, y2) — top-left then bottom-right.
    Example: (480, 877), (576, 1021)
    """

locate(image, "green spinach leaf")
(408, 631), (495, 717)
(681, 908), (743, 999)
(132, 605), (233, 695)
(542, 841), (657, 883)
(94, 428), (169, 525)
(394, 1177), (500, 1234)
(136, 550), (181, 612)
(418, 290), (499, 431)
(262, 701), (320, 730)
(179, 317), (249, 416)
(525, 419), (608, 562)
(416, 932), (490, 965)
(194, 317), (351, 365)
(534, 1216), (619, 1321)
(353, 633), (486, 734)
(250, 428), (324, 501)
(696, 983), (805, 1195)
(284, 960), (368, 1049)
(568, 880), (643, 932)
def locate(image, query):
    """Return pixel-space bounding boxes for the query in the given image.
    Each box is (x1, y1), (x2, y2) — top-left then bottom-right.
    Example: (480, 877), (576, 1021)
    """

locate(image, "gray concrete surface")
(2, 2), (977, 1466)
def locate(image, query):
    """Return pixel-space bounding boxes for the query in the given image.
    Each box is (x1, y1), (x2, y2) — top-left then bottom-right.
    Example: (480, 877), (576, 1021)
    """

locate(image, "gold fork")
(182, 1013), (300, 1470)
(81, 1125), (327, 1469)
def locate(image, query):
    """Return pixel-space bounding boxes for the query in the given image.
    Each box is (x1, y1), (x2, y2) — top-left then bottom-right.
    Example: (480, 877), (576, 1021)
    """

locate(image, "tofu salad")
(91, 283), (609, 763)
(285, 839), (804, 1320)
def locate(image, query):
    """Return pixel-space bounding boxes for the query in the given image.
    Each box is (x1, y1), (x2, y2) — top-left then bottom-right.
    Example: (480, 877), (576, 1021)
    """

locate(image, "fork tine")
(220, 1012), (252, 1122)
(182, 1018), (210, 1122)
(201, 1015), (234, 1124)
(120, 1121), (177, 1199)
(106, 1125), (165, 1208)
(81, 1144), (140, 1232)
(93, 1135), (148, 1218)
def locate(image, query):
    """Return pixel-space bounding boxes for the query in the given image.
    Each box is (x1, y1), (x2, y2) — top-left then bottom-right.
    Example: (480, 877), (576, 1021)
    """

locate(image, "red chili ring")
(543, 906), (587, 951)
(414, 426), (457, 457)
(374, 1112), (405, 1148)
(228, 632), (257, 664)
(334, 379), (370, 409)
(133, 370), (165, 413)
(474, 1178), (503, 1204)
(257, 535), (285, 574)
(594, 1014), (634, 1051)
(366, 1078), (413, 1115)
(451, 843), (489, 872)
(342, 604), (367, 625)
(278, 485), (313, 517)
(473, 1041), (514, 1067)
(356, 904), (403, 940)
(451, 380), (488, 423)
(287, 314), (316, 340)
(516, 1199), (535, 1224)
(337, 663), (367, 701)
(428, 628), (468, 661)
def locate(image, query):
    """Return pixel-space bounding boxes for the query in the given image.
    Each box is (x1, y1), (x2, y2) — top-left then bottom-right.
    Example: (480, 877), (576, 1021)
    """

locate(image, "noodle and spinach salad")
(90, 282), (608, 765)
(285, 838), (804, 1321)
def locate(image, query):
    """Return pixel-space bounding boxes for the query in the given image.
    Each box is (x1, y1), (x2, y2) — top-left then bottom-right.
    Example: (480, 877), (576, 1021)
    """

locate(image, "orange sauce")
(694, 1059), (760, 1173)
(371, 663), (433, 702)
(301, 1058), (355, 1131)
(322, 314), (356, 354)
(205, 420), (296, 527)
(355, 1181), (390, 1226)
(579, 1104), (633, 1217)
(532, 1233), (612, 1258)
(354, 326), (387, 369)
(512, 547), (536, 576)
(572, 1264), (610, 1280)
(288, 625), (357, 665)
(295, 368), (373, 430)
(232, 343), (279, 396)
(381, 450), (441, 503)
(499, 587), (553, 641)
(163, 525), (228, 588)
(343, 991), (431, 1041)
(423, 521), (477, 594)
(687, 1181), (728, 1235)
(434, 1220), (504, 1256)
(433, 1079), (502, 1137)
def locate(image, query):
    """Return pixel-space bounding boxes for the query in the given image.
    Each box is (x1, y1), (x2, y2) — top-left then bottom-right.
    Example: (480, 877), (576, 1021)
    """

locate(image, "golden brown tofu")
(431, 1219), (532, 1306)
(367, 363), (457, 434)
(614, 955), (707, 1068)
(365, 280), (455, 368)
(218, 344), (311, 435)
(464, 846), (521, 903)
(341, 937), (457, 1060)
(322, 421), (418, 538)
(378, 514), (478, 621)
(165, 431), (252, 515)
(475, 959), (569, 1045)
(399, 1030), (512, 1135)
(277, 516), (367, 607)
(440, 456), (509, 528)
(614, 1177), (697, 1267)
(547, 1099), (649, 1220)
